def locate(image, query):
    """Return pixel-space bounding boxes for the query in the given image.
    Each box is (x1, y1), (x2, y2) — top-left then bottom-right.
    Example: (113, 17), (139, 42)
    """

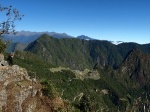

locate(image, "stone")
(0, 54), (4, 62)
(0, 60), (8, 66)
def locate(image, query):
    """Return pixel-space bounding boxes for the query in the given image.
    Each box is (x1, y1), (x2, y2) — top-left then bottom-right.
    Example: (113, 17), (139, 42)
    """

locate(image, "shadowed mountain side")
(116, 49), (150, 89)
(6, 42), (28, 53)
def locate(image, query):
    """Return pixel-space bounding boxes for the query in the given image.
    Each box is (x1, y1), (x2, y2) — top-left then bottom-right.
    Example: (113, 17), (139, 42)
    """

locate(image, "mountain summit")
(76, 35), (94, 40)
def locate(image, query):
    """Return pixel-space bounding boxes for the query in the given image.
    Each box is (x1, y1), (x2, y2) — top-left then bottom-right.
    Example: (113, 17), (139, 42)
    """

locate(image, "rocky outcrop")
(0, 54), (65, 112)
(0, 64), (41, 111)
(0, 54), (8, 66)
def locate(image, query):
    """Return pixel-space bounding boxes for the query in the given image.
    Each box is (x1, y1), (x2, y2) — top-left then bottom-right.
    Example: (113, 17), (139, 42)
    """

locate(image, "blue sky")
(0, 0), (150, 44)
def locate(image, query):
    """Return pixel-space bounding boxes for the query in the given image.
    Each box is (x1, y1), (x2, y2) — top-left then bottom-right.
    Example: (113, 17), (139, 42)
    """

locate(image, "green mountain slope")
(11, 50), (150, 111)
(7, 51), (124, 111)
(24, 34), (150, 70)
(9, 34), (150, 111)
(25, 34), (94, 70)
(24, 34), (122, 69)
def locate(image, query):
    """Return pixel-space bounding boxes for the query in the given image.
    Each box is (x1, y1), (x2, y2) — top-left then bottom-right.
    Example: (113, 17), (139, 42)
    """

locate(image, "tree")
(0, 4), (23, 52)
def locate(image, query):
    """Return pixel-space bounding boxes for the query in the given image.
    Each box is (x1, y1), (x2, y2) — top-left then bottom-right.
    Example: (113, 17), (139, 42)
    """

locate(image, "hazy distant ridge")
(4, 31), (135, 45)
(3, 31), (75, 44)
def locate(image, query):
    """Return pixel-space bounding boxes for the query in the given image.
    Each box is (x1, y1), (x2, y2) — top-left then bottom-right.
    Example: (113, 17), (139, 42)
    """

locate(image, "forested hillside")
(3, 34), (150, 111)
(10, 37), (150, 111)
(25, 34), (150, 70)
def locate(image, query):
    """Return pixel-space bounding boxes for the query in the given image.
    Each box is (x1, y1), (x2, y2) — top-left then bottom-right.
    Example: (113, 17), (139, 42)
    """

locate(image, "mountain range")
(2, 31), (150, 111)
(23, 34), (150, 70)
(12, 36), (150, 111)
(3, 31), (74, 43)
(3, 31), (126, 45)
(3, 31), (95, 44)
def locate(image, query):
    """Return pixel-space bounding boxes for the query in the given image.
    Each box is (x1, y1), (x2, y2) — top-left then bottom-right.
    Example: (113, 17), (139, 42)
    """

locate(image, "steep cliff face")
(0, 54), (65, 112)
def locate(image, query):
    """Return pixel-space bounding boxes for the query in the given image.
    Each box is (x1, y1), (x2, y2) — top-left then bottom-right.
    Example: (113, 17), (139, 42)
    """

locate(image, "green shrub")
(0, 39), (6, 53)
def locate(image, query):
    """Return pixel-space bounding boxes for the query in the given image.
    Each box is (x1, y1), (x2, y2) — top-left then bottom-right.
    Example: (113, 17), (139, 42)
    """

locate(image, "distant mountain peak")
(76, 35), (94, 40)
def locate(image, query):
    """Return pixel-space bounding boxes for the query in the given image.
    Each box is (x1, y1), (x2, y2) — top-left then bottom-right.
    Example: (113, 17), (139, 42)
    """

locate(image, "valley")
(5, 34), (150, 111)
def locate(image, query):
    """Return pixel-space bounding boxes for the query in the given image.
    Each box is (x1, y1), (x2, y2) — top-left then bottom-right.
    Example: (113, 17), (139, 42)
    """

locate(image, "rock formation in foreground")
(0, 54), (65, 112)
